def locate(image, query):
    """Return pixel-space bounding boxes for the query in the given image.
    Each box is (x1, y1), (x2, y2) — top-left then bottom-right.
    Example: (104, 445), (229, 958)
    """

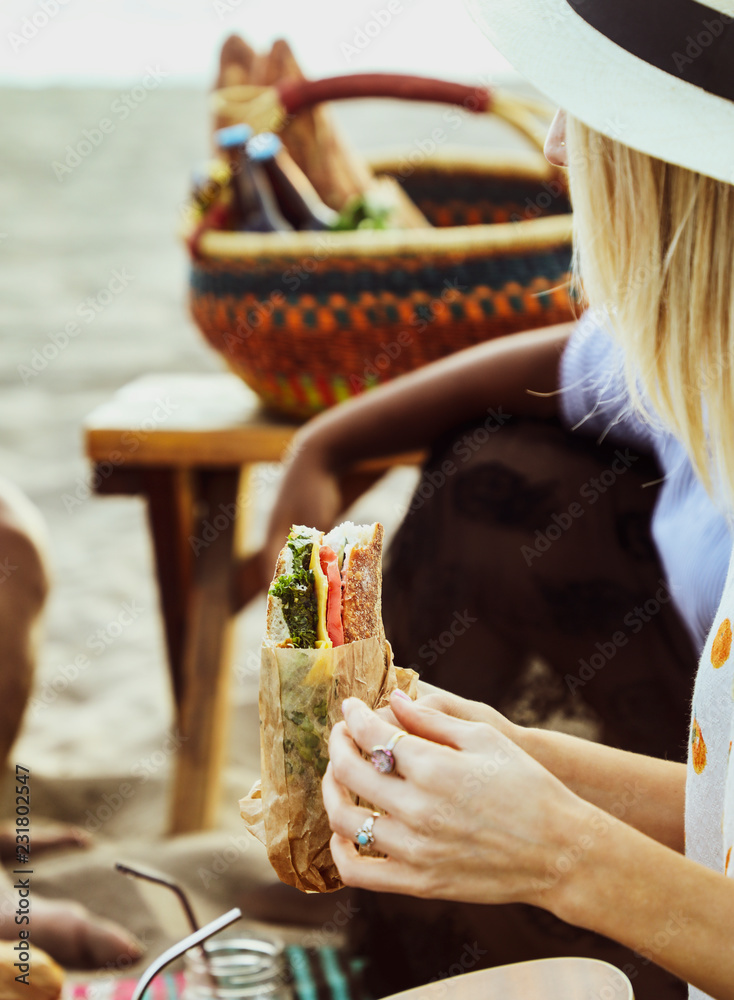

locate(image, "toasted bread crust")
(341, 523), (384, 644)
(265, 546), (291, 646)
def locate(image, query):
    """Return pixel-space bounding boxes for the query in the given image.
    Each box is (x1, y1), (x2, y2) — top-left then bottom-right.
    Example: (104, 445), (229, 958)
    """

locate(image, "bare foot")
(0, 822), (90, 862)
(0, 868), (143, 969)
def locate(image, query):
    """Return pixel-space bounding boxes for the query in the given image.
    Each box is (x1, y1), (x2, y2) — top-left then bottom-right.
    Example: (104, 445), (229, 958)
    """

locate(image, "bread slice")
(324, 521), (384, 644)
(265, 525), (322, 646)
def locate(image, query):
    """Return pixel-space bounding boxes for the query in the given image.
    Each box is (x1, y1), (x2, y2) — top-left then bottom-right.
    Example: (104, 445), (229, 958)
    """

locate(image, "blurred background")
(0, 0), (537, 987)
(0, 0), (513, 86)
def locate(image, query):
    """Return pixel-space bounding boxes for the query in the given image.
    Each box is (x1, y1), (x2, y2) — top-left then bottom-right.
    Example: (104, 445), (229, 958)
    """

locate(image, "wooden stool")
(84, 373), (422, 834)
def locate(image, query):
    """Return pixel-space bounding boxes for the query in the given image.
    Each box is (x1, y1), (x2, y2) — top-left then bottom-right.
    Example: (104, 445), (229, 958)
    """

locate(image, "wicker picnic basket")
(185, 81), (575, 419)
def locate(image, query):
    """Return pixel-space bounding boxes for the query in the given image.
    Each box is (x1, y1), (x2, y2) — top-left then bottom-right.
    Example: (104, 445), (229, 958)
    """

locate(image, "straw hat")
(466, 0), (734, 184)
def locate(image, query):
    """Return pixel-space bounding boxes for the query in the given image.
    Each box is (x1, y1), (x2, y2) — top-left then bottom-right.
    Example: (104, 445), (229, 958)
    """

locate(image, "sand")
(0, 83), (555, 989)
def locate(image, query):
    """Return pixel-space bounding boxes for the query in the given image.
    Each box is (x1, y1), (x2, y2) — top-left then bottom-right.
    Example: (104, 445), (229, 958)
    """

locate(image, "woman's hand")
(374, 684), (519, 741)
(413, 683), (519, 741)
(323, 691), (595, 910)
(328, 695), (734, 1000)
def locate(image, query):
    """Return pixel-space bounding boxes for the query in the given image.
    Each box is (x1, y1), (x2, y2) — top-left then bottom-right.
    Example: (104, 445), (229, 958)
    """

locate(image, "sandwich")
(266, 521), (384, 650)
(240, 521), (417, 893)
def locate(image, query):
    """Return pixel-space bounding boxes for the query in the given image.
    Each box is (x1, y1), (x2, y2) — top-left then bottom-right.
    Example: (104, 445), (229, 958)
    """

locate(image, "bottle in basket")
(215, 124), (293, 233)
(247, 133), (337, 231)
(191, 160), (231, 213)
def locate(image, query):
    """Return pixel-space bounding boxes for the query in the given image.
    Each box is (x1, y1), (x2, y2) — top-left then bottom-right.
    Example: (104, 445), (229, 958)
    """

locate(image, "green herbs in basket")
(330, 192), (393, 230)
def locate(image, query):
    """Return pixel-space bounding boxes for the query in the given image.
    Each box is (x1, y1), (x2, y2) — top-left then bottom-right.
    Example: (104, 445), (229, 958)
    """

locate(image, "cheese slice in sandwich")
(266, 521), (384, 648)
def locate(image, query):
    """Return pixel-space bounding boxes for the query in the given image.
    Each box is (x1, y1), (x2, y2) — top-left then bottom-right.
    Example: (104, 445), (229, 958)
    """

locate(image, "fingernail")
(392, 689), (411, 701)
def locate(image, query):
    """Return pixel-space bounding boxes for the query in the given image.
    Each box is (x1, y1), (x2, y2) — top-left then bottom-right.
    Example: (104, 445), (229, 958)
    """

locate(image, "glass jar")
(183, 932), (293, 1000)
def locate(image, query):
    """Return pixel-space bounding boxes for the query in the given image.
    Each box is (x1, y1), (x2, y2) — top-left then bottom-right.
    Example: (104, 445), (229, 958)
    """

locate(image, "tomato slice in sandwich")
(319, 545), (344, 646)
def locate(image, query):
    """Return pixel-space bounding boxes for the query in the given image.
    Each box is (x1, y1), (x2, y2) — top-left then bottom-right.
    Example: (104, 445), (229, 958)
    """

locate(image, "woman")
(317, 5), (734, 1000)
(263, 89), (729, 771)
(265, 319), (708, 995)
(264, 285), (724, 768)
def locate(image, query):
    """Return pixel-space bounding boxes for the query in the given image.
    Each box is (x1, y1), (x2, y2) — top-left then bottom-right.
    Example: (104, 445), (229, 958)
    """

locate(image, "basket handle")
(281, 74), (490, 114)
(212, 72), (553, 153)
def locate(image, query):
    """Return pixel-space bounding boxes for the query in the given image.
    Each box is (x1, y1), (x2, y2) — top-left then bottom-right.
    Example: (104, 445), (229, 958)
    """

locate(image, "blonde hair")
(565, 115), (734, 503)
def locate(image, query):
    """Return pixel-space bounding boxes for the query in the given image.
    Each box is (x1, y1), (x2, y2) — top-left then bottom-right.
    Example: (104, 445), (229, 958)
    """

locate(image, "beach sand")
(0, 84), (588, 988)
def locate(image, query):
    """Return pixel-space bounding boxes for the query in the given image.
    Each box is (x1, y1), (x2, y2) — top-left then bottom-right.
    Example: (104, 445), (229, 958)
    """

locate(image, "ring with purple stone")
(354, 812), (380, 848)
(369, 730), (408, 775)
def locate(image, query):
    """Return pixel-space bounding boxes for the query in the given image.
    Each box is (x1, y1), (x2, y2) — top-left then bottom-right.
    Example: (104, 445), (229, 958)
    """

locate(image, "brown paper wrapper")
(239, 639), (418, 892)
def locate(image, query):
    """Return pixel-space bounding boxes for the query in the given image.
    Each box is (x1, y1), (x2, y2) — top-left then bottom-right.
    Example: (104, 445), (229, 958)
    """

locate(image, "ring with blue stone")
(354, 812), (380, 848)
(370, 730), (408, 775)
